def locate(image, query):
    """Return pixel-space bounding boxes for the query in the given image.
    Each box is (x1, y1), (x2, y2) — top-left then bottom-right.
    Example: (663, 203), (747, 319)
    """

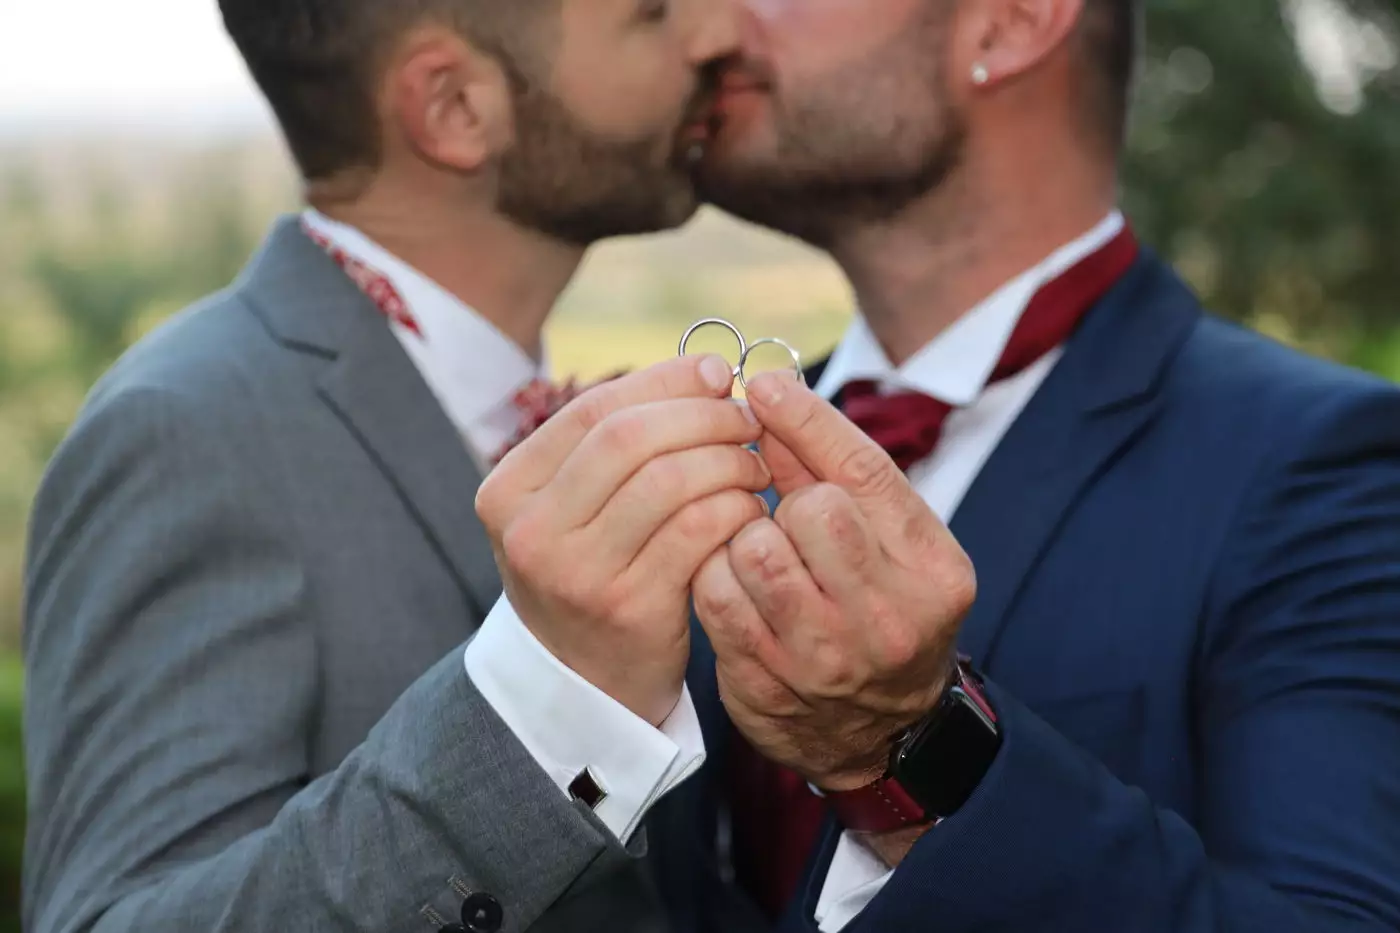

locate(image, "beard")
(495, 58), (709, 247)
(696, 13), (966, 247)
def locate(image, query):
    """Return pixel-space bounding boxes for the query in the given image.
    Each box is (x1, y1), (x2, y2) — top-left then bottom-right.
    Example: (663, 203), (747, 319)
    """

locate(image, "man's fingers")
(726, 518), (820, 653)
(745, 373), (928, 537)
(772, 483), (880, 603)
(492, 354), (736, 494)
(589, 446), (772, 568)
(757, 427), (818, 497)
(693, 547), (787, 678)
(626, 489), (768, 594)
(544, 398), (763, 529)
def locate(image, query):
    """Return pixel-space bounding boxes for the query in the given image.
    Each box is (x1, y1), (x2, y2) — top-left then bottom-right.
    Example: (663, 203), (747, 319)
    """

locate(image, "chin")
(693, 146), (775, 199)
(595, 188), (702, 242)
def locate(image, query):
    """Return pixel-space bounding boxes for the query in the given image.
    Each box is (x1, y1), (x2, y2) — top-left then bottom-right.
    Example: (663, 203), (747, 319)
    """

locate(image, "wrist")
(815, 663), (956, 792)
(823, 657), (1001, 834)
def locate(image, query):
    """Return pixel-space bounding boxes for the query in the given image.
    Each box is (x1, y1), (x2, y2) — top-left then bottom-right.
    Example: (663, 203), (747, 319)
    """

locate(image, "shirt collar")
(813, 210), (1125, 406)
(300, 208), (547, 430)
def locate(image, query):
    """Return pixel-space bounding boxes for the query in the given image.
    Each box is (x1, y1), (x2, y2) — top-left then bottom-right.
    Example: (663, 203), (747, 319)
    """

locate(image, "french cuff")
(464, 594), (706, 843)
(813, 831), (895, 932)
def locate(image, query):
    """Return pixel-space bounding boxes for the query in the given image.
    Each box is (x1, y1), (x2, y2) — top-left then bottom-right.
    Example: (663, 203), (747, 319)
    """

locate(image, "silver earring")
(971, 63), (990, 85)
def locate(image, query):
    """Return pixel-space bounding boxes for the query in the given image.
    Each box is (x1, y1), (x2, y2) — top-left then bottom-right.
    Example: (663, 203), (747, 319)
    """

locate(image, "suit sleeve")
(21, 385), (634, 933)
(827, 386), (1400, 932)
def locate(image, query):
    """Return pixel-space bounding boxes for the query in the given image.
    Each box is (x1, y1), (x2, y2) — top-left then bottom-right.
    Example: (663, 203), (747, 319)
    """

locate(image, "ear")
(956, 0), (1086, 91)
(383, 28), (515, 173)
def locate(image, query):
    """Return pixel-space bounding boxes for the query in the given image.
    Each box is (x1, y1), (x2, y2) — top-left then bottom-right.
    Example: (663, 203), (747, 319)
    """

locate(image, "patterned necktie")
(726, 224), (1140, 921)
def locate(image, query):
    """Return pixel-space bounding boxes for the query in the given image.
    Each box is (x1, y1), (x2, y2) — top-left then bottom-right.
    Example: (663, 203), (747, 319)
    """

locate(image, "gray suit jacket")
(22, 217), (673, 933)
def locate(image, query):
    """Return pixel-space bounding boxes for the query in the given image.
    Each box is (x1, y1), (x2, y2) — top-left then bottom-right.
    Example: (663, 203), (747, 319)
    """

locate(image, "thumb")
(746, 372), (918, 530)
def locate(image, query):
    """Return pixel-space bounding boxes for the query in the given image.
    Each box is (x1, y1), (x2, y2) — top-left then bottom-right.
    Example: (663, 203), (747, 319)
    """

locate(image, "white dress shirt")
(300, 209), (706, 845)
(808, 209), (1125, 931)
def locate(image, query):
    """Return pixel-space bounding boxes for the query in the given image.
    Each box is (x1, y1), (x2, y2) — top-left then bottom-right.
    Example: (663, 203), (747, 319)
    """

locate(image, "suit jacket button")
(461, 892), (504, 932)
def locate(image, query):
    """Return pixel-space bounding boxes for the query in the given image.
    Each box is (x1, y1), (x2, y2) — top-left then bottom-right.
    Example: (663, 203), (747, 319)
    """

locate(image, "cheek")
(754, 0), (913, 68)
(555, 51), (694, 139)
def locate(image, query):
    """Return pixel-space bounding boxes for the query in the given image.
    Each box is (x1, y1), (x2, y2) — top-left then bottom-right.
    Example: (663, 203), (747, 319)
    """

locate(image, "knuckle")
(599, 408), (651, 455)
(694, 577), (737, 624)
(939, 548), (978, 616)
(674, 496), (720, 541)
(779, 483), (849, 534)
(474, 480), (504, 537)
(593, 576), (634, 620)
(790, 393), (825, 435)
(834, 444), (896, 495)
(876, 622), (922, 671)
(731, 522), (786, 585)
(570, 389), (611, 433)
(810, 639), (855, 692)
(639, 454), (689, 505)
(500, 516), (545, 577)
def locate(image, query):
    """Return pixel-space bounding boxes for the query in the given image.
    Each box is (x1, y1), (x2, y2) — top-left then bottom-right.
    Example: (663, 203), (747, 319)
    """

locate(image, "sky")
(0, 0), (274, 133)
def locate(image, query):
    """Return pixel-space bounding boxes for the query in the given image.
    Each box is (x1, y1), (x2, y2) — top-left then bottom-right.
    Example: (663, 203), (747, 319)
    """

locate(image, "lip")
(709, 81), (767, 126)
(679, 115), (712, 139)
(717, 76), (769, 95)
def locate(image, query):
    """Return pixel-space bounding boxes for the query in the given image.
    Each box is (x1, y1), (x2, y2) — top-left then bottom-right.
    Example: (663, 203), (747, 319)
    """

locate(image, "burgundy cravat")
(842, 225), (1141, 471)
(726, 225), (1140, 920)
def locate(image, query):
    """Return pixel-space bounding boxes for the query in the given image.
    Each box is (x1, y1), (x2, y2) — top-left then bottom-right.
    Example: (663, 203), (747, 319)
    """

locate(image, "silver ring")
(737, 336), (804, 390)
(677, 317), (806, 389)
(678, 317), (746, 382)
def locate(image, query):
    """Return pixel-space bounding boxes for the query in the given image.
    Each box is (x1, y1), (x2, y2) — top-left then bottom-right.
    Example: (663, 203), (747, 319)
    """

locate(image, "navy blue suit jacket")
(649, 249), (1400, 931)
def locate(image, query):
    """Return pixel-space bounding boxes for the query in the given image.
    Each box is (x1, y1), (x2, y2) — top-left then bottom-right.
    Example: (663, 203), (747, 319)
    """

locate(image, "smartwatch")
(824, 656), (1002, 833)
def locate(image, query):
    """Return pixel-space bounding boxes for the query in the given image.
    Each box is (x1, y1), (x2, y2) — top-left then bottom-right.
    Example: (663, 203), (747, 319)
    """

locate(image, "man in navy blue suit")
(640, 0), (1400, 930)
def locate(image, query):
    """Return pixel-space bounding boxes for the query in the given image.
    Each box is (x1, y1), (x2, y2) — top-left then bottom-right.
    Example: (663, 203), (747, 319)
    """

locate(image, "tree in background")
(1127, 0), (1399, 360)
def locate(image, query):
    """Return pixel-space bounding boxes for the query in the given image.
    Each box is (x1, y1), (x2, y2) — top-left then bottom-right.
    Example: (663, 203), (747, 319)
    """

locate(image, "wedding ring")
(737, 336), (804, 389)
(678, 317), (746, 382)
(677, 316), (805, 389)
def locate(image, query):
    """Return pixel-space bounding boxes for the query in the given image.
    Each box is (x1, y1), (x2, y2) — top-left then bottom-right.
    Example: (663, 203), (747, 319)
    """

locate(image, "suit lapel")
(238, 217), (503, 618)
(949, 252), (1198, 668)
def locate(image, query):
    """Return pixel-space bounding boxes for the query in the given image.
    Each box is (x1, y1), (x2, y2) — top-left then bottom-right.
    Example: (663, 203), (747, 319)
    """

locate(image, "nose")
(686, 0), (742, 64)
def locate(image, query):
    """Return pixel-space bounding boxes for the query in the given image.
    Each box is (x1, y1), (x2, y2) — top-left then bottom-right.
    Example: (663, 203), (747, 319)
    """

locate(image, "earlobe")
(968, 0), (1085, 87)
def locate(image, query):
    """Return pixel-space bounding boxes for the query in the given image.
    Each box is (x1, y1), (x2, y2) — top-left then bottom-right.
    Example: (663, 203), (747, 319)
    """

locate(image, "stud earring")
(971, 63), (990, 85)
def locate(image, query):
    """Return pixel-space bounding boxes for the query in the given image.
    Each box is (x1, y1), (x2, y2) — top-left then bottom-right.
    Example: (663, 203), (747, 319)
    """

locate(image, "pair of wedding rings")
(677, 317), (806, 389)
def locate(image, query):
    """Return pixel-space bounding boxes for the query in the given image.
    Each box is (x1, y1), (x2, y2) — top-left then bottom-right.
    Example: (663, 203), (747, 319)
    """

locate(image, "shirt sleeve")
(463, 593), (706, 842)
(814, 831), (895, 932)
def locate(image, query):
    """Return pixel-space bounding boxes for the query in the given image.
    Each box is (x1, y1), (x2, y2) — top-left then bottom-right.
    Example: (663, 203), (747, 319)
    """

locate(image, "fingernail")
(750, 447), (772, 483)
(755, 493), (772, 518)
(736, 400), (759, 426)
(748, 373), (785, 406)
(700, 355), (733, 392)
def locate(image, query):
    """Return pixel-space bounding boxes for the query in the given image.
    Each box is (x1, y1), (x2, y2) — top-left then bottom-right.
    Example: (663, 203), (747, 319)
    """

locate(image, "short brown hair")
(219, 0), (552, 180)
(1078, 0), (1142, 150)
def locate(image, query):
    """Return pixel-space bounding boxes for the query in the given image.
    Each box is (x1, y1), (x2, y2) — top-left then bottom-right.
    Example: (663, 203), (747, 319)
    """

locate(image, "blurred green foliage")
(0, 654), (21, 932)
(0, 0), (1397, 925)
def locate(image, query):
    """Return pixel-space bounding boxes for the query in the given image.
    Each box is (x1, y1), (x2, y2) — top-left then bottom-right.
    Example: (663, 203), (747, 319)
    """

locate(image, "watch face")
(893, 687), (1002, 818)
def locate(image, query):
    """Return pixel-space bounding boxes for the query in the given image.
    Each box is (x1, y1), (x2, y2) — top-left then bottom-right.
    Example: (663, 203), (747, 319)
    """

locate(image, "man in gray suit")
(21, 1), (768, 931)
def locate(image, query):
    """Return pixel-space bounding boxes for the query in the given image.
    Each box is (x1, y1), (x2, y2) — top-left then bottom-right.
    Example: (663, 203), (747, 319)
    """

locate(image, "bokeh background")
(0, 0), (1397, 928)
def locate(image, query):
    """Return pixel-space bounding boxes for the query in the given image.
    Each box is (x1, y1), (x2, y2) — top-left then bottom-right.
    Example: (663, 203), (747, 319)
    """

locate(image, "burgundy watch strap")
(824, 658), (996, 834)
(825, 772), (929, 832)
